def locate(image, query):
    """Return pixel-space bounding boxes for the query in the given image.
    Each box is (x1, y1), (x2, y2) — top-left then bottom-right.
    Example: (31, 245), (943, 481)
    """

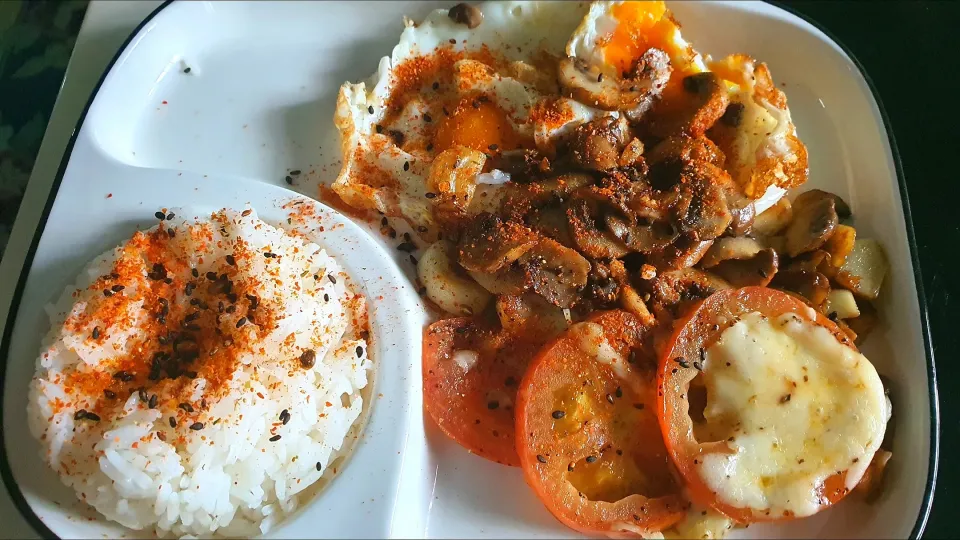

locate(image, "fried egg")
(333, 2), (597, 236)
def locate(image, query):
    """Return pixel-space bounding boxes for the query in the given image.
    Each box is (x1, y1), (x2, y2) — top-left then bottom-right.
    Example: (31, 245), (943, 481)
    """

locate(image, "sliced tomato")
(516, 310), (686, 537)
(656, 286), (858, 523)
(423, 317), (541, 466)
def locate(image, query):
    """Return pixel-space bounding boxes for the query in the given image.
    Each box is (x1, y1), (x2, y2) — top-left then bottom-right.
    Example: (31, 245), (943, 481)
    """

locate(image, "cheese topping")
(696, 311), (888, 518)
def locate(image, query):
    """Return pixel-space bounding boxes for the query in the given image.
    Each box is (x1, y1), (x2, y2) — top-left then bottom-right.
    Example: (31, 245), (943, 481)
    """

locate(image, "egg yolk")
(603, 1), (689, 77)
(434, 95), (520, 154)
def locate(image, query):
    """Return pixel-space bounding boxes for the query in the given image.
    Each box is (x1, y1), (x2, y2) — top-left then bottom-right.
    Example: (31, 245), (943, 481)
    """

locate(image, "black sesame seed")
(179, 402), (194, 413)
(367, 105), (374, 114)
(381, 217), (389, 227)
(103, 289), (113, 297)
(236, 317), (247, 328)
(206, 271), (218, 280)
(169, 416), (177, 428)
(615, 386), (623, 398)
(397, 242), (417, 252)
(225, 305), (236, 314)
(432, 81), (440, 90)
(290, 169), (301, 176)
(74, 409), (87, 420)
(168, 228), (176, 238)
(487, 400), (499, 410)
(226, 254), (236, 266)
(356, 345), (364, 358)
(425, 192), (436, 199)
(148, 394), (158, 409)
(606, 394), (615, 404)
(426, 143), (434, 152)
(270, 434), (282, 442)
(218, 301), (225, 313)
(323, 293), (330, 302)
(403, 161), (410, 172)
(155, 211), (166, 220)
(424, 113), (432, 123)
(634, 403), (645, 410)
(166, 212), (175, 220)
(284, 175), (293, 185)
(585, 455), (597, 463)
(183, 66), (191, 73)
(328, 274), (337, 284)
(409, 255), (418, 265)
(164, 278), (173, 284)
(316, 462), (322, 471)
(375, 124), (383, 134)
(110, 272), (120, 279)
(537, 454), (547, 464)
(280, 409), (290, 425)
(85, 412), (101, 422)
(92, 327), (101, 339)
(488, 143), (498, 151)
(551, 410), (565, 419)
(138, 387), (148, 402)
(189, 422), (204, 431)
(111, 284), (125, 292)
(114, 371), (133, 381)
(104, 389), (117, 399)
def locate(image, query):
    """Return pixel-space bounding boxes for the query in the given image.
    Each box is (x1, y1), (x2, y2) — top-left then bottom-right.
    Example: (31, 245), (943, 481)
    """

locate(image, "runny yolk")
(603, 1), (685, 76)
(434, 95), (520, 154)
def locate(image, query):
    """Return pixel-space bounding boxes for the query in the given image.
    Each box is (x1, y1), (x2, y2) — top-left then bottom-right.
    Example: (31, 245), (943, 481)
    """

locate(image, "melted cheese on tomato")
(697, 311), (888, 518)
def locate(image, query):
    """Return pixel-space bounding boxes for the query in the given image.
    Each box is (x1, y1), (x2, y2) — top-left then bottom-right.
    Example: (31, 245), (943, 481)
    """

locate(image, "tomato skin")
(656, 287), (858, 524)
(517, 310), (687, 538)
(423, 317), (540, 466)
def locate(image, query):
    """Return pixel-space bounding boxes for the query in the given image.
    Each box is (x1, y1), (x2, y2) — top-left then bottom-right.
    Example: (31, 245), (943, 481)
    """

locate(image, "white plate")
(0, 1), (937, 539)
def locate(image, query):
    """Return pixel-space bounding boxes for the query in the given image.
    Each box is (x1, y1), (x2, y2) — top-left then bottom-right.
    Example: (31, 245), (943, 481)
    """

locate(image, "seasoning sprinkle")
(103, 289), (113, 297)
(536, 454), (547, 464)
(280, 409), (290, 425)
(284, 175), (293, 185)
(270, 434), (282, 442)
(91, 326), (101, 339)
(155, 211), (166, 220)
(403, 161), (410, 172)
(179, 402), (194, 413)
(169, 416), (177, 428)
(355, 345), (364, 358)
(327, 274), (337, 284)
(148, 394), (158, 409)
(585, 455), (597, 463)
(300, 349), (317, 369)
(103, 389), (116, 399)
(166, 212), (175, 220)
(236, 317), (247, 328)
(191, 268), (199, 278)
(316, 462), (322, 471)
(367, 105), (374, 114)
(551, 410), (565, 419)
(189, 422), (204, 431)
(425, 192), (436, 199)
(323, 293), (329, 302)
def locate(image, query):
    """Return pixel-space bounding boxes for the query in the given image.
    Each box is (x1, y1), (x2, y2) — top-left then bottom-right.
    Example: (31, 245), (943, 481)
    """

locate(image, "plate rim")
(0, 1), (937, 538)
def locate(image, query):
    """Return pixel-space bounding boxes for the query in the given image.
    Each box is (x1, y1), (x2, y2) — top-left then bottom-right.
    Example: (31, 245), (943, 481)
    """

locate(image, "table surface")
(1, 1), (958, 538)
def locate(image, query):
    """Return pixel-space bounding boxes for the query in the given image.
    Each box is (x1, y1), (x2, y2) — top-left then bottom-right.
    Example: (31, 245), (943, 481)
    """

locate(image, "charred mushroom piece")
(567, 115), (630, 172)
(723, 188), (756, 236)
(645, 134), (726, 169)
(646, 268), (731, 318)
(619, 138), (645, 167)
(649, 71), (730, 138)
(604, 213), (677, 254)
(457, 214), (539, 273)
(671, 165), (733, 241)
(785, 190), (839, 257)
(566, 201), (631, 259)
(468, 264), (528, 296)
(710, 248), (778, 287)
(448, 3), (483, 28)
(771, 268), (831, 309)
(519, 238), (591, 308)
(620, 48), (673, 120)
(647, 235), (715, 271)
(699, 237), (764, 268)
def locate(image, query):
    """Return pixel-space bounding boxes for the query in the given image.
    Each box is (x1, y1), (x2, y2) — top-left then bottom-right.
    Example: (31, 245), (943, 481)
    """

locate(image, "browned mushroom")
(771, 268), (831, 309)
(519, 237), (591, 308)
(608, 259), (655, 325)
(468, 264), (527, 296)
(645, 268), (731, 318)
(699, 237), (764, 268)
(645, 134), (726, 169)
(457, 214), (539, 273)
(751, 196), (793, 236)
(647, 234), (715, 271)
(604, 213), (677, 253)
(558, 48), (671, 113)
(710, 248), (778, 287)
(723, 188), (756, 236)
(784, 190), (839, 257)
(566, 201), (631, 259)
(648, 71), (730, 138)
(567, 115), (630, 172)
(670, 164), (733, 241)
(618, 138), (645, 167)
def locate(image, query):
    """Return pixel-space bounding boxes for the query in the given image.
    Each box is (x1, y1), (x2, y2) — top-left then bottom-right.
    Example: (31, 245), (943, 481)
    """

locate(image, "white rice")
(27, 207), (372, 538)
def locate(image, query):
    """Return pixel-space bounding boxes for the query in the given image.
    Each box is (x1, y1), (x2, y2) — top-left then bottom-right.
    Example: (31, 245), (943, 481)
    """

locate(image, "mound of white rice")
(27, 207), (372, 537)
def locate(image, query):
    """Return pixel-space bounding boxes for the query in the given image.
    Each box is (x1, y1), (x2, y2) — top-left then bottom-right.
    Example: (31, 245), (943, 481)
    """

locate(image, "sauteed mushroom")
(784, 190), (839, 257)
(558, 48), (671, 113)
(567, 115), (630, 172)
(457, 214), (538, 273)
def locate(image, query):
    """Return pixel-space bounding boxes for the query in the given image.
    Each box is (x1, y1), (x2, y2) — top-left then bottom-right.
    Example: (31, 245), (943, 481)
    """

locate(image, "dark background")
(781, 1), (959, 538)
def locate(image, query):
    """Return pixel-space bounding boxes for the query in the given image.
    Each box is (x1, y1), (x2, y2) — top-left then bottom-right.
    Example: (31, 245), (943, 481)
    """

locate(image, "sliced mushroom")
(723, 188), (756, 236)
(803, 189), (852, 220)
(604, 213), (678, 254)
(519, 238), (591, 308)
(648, 71), (730, 138)
(835, 239), (889, 300)
(699, 237), (764, 268)
(609, 259), (655, 326)
(645, 134), (726, 169)
(785, 190), (839, 257)
(419, 241), (492, 316)
(566, 201), (631, 259)
(787, 249), (832, 275)
(457, 214), (539, 273)
(671, 165), (733, 241)
(526, 204), (574, 247)
(558, 48), (671, 113)
(751, 196), (793, 236)
(567, 115), (630, 172)
(448, 3), (483, 28)
(647, 235), (715, 271)
(710, 248), (778, 287)
(771, 268), (830, 309)
(496, 293), (568, 338)
(646, 268), (731, 319)
(468, 265), (527, 296)
(618, 138), (645, 167)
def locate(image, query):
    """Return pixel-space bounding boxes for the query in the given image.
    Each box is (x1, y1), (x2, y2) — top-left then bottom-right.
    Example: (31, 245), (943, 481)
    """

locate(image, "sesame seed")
(167, 228), (176, 238)
(615, 387), (622, 398)
(316, 462), (322, 471)
(91, 327), (100, 339)
(241, 209), (252, 217)
(355, 345), (364, 358)
(551, 410), (565, 419)
(300, 349), (317, 369)
(537, 454), (547, 464)
(425, 192), (436, 199)
(284, 175), (293, 185)
(606, 394), (614, 404)
(111, 284), (125, 292)
(189, 422), (204, 431)
(280, 409), (290, 425)
(424, 114), (432, 123)
(155, 211), (166, 220)
(85, 412), (101, 422)
(74, 409), (87, 420)
(397, 242), (417, 252)
(166, 212), (175, 220)
(226, 255), (236, 266)
(179, 402), (194, 413)
(103, 389), (116, 399)
(323, 293), (329, 302)
(403, 161), (410, 171)
(270, 434), (282, 442)
(432, 82), (440, 90)
(586, 455), (597, 463)
(367, 105), (374, 114)
(289, 169), (301, 176)
(236, 317), (247, 328)
(191, 268), (199, 278)
(169, 417), (177, 428)
(328, 274), (337, 284)
(103, 289), (113, 297)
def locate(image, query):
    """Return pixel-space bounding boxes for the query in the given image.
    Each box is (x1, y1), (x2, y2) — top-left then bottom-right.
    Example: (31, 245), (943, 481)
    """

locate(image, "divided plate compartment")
(0, 1), (936, 539)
